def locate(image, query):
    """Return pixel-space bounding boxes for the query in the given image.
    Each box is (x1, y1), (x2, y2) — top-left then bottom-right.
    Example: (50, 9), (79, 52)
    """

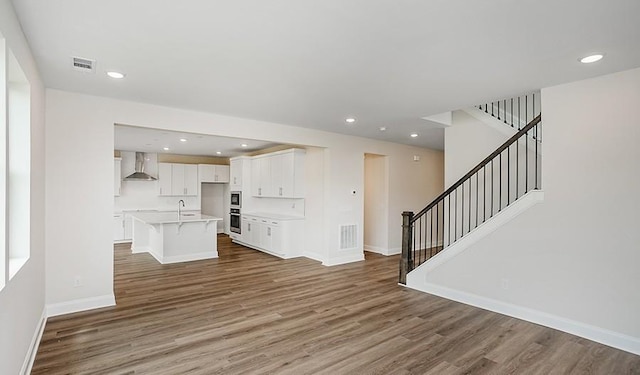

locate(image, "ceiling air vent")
(72, 56), (96, 73)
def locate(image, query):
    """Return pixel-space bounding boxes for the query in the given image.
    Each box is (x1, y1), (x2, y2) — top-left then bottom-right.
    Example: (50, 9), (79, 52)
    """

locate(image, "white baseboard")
(323, 253), (365, 266)
(46, 294), (116, 318)
(302, 251), (324, 263)
(404, 282), (640, 356)
(160, 251), (218, 264)
(131, 244), (149, 254)
(364, 245), (401, 256)
(20, 308), (47, 375)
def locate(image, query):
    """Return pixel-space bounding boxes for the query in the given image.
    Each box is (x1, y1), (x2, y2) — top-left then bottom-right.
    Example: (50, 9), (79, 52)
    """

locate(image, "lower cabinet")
(114, 213), (133, 242)
(114, 214), (125, 241)
(237, 214), (303, 258)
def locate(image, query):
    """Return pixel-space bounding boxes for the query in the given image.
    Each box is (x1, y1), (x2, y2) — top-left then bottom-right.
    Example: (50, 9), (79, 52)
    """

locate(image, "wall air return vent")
(72, 56), (96, 73)
(339, 224), (357, 250)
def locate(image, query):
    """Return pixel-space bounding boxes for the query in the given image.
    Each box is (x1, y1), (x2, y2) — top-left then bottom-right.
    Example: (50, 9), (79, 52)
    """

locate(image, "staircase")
(399, 94), (542, 284)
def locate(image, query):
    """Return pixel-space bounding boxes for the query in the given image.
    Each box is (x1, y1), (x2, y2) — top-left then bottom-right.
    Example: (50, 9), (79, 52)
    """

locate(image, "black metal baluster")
(526, 123), (529, 191)
(497, 100), (500, 120)
(417, 216), (422, 264)
(508, 150), (511, 202)
(461, 183), (465, 236)
(533, 92), (536, 119)
(516, 130), (519, 199)
(533, 125), (540, 189)
(454, 188), (457, 242)
(435, 202), (439, 255)
(476, 173), (479, 228)
(518, 96), (521, 130)
(491, 160), (494, 217)
(468, 179), (471, 233)
(483, 165), (486, 223)
(511, 98), (514, 128)
(499, 152), (502, 211)
(504, 99), (507, 123)
(430, 208), (434, 258)
(448, 195), (451, 247)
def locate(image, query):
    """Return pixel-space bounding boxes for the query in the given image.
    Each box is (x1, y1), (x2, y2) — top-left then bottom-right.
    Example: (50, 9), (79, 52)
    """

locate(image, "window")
(0, 32), (32, 290)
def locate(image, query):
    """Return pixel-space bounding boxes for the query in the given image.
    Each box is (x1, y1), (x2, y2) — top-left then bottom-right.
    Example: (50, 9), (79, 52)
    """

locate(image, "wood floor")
(33, 236), (639, 374)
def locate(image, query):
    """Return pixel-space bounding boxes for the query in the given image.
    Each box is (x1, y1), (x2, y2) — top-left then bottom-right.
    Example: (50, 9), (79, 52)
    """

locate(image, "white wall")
(45, 88), (443, 308)
(364, 154), (389, 254)
(445, 111), (508, 187)
(414, 67), (640, 354)
(0, 1), (46, 374)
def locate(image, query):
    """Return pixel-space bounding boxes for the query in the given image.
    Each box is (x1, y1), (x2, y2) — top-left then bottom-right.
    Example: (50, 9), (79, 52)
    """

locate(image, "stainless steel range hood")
(124, 152), (157, 181)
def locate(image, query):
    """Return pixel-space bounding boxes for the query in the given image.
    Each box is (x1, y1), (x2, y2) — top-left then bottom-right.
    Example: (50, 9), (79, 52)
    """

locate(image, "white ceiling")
(114, 125), (282, 157)
(11, 0), (640, 150)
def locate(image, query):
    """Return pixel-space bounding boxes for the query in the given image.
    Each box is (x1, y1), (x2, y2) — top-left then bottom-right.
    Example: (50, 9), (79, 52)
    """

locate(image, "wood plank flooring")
(32, 236), (640, 374)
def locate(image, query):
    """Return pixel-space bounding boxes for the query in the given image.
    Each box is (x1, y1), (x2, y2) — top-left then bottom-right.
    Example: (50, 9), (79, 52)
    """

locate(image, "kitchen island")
(130, 211), (222, 264)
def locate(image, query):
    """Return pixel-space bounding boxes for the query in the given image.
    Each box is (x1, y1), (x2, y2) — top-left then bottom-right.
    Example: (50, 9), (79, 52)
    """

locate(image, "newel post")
(399, 211), (414, 285)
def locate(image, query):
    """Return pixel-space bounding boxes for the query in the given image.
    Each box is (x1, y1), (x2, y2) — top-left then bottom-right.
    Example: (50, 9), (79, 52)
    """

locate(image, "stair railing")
(400, 114), (542, 284)
(478, 92), (540, 130)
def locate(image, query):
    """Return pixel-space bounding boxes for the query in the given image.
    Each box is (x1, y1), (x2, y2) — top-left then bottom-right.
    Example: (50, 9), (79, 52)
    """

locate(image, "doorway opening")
(363, 153), (389, 256)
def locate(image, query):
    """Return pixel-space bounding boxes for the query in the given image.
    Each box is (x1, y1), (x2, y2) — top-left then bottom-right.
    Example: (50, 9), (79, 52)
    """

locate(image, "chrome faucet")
(178, 199), (185, 217)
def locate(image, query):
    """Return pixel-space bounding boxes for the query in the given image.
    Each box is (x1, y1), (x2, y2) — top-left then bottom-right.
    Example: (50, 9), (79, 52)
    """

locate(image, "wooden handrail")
(410, 114), (541, 223)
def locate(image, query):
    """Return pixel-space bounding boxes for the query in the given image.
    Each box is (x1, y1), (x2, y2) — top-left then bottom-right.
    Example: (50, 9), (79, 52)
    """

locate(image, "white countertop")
(242, 212), (305, 221)
(129, 211), (222, 225)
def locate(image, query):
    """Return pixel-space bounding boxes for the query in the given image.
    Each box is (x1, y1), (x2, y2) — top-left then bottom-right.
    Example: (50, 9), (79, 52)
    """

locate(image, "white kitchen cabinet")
(251, 149), (305, 198)
(158, 163), (198, 196)
(258, 218), (283, 255)
(114, 158), (122, 196)
(198, 164), (230, 183)
(234, 213), (303, 258)
(158, 163), (173, 196)
(251, 156), (273, 197)
(242, 216), (260, 246)
(114, 213), (125, 241)
(123, 213), (133, 240)
(230, 158), (243, 189)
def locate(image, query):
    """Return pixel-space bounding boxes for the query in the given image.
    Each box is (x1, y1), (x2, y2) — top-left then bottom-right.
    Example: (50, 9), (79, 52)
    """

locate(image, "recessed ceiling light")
(241, 143), (248, 148)
(180, 138), (187, 142)
(216, 151), (222, 155)
(410, 133), (418, 138)
(163, 147), (169, 151)
(379, 127), (387, 131)
(345, 118), (356, 124)
(580, 54), (604, 64)
(106, 71), (125, 79)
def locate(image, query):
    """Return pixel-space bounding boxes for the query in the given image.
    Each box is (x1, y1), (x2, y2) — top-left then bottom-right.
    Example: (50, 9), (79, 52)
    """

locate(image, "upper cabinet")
(158, 163), (198, 196)
(114, 158), (122, 196)
(198, 164), (230, 183)
(251, 149), (305, 198)
(230, 158), (243, 189)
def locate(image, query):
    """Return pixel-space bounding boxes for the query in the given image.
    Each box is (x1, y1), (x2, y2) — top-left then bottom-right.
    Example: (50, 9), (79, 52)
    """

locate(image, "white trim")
(20, 308), (47, 375)
(404, 282), (640, 356)
(462, 107), (542, 153)
(46, 294), (116, 317)
(364, 245), (401, 256)
(130, 244), (149, 254)
(302, 251), (324, 263)
(323, 253), (365, 266)
(159, 251), (218, 264)
(463, 107), (519, 137)
(410, 190), (544, 274)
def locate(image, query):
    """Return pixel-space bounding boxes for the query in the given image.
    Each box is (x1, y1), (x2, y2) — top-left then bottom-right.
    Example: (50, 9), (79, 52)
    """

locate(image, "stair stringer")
(406, 190), (544, 283)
